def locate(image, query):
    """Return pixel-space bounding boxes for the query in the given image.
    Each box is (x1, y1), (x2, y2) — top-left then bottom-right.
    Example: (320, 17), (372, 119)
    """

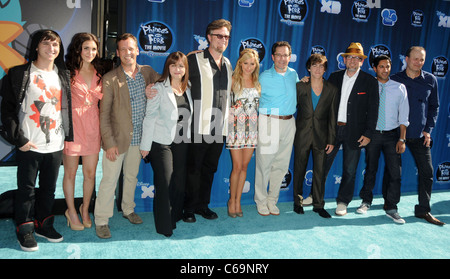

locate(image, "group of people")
(0, 18), (444, 253)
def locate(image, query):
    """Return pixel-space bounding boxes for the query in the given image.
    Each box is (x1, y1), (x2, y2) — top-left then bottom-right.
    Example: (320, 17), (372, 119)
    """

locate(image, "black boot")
(313, 208), (332, 218)
(16, 222), (38, 252)
(35, 215), (63, 243)
(293, 204), (304, 214)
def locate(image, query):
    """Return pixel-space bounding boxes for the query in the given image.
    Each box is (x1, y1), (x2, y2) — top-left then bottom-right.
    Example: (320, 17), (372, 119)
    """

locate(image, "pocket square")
(357, 92), (367, 95)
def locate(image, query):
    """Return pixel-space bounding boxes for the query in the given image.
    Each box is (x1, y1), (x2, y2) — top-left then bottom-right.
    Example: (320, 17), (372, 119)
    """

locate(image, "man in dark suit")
(324, 42), (379, 216)
(293, 54), (337, 218)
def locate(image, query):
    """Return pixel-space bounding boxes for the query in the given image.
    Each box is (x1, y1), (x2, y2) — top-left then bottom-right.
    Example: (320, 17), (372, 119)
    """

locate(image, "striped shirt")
(376, 79), (409, 131)
(124, 69), (147, 145)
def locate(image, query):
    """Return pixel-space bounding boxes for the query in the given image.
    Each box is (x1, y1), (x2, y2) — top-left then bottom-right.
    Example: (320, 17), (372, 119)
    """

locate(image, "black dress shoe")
(313, 208), (332, 218)
(293, 204), (304, 214)
(182, 211), (196, 223)
(195, 208), (218, 220)
(415, 212), (445, 226)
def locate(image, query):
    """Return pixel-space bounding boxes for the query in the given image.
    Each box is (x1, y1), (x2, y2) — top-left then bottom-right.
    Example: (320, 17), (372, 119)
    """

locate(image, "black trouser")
(15, 150), (63, 226)
(293, 144), (327, 209)
(360, 129), (401, 210)
(324, 125), (362, 205)
(184, 138), (224, 212)
(383, 137), (434, 215)
(149, 142), (188, 236)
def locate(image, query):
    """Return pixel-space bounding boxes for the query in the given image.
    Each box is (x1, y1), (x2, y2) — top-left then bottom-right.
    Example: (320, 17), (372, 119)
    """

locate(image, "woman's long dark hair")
(65, 32), (105, 84)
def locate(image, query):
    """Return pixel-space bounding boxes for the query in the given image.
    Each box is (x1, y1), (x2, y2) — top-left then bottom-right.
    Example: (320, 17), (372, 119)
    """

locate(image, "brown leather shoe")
(415, 212), (445, 226)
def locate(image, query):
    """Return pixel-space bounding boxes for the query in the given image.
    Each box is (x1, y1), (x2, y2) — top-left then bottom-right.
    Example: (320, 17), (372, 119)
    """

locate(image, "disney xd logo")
(437, 11), (450, 28)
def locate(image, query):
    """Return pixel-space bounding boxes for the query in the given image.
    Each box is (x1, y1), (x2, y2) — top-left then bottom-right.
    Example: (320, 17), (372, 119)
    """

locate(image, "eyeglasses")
(210, 34), (231, 40)
(346, 55), (362, 61)
(274, 53), (290, 58)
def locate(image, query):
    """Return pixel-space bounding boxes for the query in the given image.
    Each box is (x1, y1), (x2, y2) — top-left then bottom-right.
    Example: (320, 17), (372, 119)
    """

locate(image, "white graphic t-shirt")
(19, 63), (64, 153)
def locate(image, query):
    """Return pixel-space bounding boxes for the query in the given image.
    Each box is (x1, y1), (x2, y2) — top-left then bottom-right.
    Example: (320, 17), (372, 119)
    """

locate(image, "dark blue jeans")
(383, 137), (433, 215)
(324, 125), (362, 205)
(360, 130), (401, 210)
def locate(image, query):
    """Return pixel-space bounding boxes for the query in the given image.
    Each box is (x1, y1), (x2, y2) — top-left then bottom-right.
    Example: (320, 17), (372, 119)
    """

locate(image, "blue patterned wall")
(125, 0), (450, 212)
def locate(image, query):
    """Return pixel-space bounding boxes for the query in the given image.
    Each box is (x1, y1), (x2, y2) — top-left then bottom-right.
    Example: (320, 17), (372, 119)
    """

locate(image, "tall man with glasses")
(182, 19), (233, 223)
(356, 55), (409, 224)
(254, 41), (299, 216)
(324, 42), (379, 216)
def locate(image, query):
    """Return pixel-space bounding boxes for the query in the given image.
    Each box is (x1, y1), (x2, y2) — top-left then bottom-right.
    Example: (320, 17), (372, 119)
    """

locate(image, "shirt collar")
(121, 64), (141, 79)
(400, 69), (424, 80)
(344, 67), (360, 79)
(270, 64), (293, 75)
(378, 78), (390, 86)
(203, 48), (225, 67)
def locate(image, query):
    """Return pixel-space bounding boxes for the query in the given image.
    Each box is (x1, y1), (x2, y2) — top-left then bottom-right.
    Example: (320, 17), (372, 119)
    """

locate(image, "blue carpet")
(1, 187), (450, 259)
(1, 152), (450, 260)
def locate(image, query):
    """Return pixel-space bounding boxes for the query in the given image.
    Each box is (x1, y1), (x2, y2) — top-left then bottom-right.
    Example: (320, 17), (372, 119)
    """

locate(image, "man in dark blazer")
(324, 42), (379, 216)
(293, 54), (337, 218)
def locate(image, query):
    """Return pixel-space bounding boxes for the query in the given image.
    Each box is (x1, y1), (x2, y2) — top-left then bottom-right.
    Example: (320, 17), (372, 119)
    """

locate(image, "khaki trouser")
(94, 145), (141, 226)
(254, 114), (296, 207)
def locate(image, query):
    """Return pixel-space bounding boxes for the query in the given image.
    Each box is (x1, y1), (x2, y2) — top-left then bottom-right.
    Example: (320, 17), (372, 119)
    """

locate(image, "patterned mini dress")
(226, 87), (259, 149)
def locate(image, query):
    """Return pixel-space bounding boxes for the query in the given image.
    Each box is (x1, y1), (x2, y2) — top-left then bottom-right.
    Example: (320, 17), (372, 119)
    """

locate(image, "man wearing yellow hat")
(323, 42), (379, 216)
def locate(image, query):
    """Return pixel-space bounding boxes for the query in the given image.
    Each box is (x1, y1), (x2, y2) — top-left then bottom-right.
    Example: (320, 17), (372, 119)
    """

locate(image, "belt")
(337, 122), (346, 126)
(374, 128), (397, 134)
(262, 114), (293, 120)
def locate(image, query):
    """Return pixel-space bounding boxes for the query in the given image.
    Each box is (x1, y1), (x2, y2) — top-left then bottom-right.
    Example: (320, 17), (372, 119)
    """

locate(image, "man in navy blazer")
(324, 42), (379, 216)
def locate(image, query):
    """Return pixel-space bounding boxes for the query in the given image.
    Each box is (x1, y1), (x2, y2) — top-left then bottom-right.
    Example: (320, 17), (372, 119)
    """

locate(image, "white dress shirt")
(337, 68), (360, 123)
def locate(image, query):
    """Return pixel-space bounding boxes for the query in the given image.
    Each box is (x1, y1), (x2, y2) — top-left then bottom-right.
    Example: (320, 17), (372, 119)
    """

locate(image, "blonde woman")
(226, 48), (261, 217)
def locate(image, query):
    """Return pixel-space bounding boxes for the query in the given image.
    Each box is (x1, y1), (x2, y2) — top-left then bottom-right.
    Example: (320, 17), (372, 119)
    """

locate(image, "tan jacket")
(100, 64), (159, 154)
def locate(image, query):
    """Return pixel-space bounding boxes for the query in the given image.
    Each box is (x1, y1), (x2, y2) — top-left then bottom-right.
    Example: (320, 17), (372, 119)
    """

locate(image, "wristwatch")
(398, 139), (406, 143)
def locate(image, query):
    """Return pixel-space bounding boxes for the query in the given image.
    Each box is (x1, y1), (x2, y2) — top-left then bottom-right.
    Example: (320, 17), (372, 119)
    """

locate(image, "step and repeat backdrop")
(127, 0), (450, 212)
(0, 0), (449, 213)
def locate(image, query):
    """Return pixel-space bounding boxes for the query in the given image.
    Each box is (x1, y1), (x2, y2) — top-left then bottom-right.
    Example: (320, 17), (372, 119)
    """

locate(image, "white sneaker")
(356, 202), (370, 214)
(386, 210), (405, 224)
(335, 203), (347, 216)
(256, 204), (270, 216)
(302, 196), (313, 206)
(267, 203), (280, 215)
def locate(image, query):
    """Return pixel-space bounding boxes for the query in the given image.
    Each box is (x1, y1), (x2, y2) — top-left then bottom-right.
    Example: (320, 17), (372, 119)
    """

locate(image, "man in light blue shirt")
(357, 55), (409, 224)
(255, 41), (299, 216)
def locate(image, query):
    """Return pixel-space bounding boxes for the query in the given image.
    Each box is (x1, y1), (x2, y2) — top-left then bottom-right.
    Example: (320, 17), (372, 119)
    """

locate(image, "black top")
(174, 92), (191, 140)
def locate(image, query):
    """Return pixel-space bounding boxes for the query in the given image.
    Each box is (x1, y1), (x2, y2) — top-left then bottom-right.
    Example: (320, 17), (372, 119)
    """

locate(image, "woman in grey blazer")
(140, 52), (193, 237)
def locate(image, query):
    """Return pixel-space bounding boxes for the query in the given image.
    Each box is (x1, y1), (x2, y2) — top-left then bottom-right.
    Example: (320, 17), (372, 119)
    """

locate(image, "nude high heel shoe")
(65, 209), (84, 231)
(79, 204), (92, 228)
(227, 200), (237, 218)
